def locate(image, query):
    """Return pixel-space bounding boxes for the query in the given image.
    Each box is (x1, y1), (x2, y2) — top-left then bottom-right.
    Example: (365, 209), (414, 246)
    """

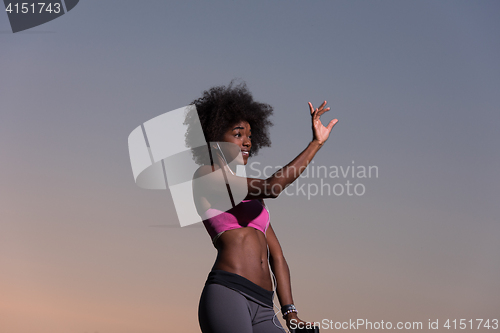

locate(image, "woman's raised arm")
(244, 100), (338, 199)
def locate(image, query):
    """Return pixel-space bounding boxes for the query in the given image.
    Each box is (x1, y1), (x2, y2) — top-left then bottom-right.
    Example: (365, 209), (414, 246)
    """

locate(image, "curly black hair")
(184, 81), (273, 165)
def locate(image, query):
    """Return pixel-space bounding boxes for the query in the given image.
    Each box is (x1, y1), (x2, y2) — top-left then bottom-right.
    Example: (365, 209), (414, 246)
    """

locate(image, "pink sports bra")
(201, 200), (270, 246)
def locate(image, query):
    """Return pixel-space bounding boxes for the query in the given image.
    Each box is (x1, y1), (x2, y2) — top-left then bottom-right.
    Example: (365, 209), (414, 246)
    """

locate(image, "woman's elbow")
(270, 253), (287, 266)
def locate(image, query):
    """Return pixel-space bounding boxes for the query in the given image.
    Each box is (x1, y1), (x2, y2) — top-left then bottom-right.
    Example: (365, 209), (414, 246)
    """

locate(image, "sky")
(1, 1), (499, 332)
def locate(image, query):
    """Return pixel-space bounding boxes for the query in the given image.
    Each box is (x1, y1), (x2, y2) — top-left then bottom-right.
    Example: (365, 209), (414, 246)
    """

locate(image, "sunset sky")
(1, 1), (499, 332)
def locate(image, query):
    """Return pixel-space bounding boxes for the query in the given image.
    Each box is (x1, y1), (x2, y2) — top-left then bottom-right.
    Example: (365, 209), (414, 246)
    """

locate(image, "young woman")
(186, 82), (338, 333)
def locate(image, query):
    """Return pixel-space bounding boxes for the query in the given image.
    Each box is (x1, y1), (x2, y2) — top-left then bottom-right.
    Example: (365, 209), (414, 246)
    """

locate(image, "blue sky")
(1, 1), (499, 332)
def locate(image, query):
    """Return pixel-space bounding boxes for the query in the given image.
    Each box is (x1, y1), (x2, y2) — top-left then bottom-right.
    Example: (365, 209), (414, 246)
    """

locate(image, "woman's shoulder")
(194, 165), (213, 178)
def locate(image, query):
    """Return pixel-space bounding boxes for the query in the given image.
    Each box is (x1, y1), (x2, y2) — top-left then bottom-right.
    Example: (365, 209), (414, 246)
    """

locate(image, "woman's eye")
(235, 133), (241, 137)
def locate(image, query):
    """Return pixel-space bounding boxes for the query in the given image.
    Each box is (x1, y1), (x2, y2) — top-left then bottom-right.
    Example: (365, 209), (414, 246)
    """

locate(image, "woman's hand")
(285, 312), (319, 331)
(309, 100), (338, 146)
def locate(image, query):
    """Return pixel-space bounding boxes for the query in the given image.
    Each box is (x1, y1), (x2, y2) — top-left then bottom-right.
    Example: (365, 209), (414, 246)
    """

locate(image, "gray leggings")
(199, 283), (286, 333)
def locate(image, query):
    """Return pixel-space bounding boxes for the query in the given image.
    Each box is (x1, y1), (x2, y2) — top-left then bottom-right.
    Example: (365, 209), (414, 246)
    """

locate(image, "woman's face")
(221, 121), (251, 165)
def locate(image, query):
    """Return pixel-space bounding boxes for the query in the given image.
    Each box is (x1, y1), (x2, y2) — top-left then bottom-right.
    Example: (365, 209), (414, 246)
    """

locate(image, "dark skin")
(194, 101), (337, 329)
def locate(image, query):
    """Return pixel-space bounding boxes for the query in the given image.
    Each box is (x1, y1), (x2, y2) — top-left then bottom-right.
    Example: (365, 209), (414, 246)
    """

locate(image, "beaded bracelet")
(281, 304), (298, 319)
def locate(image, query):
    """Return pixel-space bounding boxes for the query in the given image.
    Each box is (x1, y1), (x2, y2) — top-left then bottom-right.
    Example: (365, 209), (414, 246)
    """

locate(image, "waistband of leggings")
(205, 269), (274, 307)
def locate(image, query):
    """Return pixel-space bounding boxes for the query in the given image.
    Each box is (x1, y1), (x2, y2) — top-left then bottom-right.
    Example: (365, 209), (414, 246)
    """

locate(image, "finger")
(316, 101), (328, 113)
(327, 118), (339, 131)
(308, 102), (315, 115)
(316, 107), (331, 117)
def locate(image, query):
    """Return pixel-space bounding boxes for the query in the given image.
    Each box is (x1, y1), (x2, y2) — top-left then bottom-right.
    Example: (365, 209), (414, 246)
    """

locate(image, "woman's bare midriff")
(212, 227), (273, 291)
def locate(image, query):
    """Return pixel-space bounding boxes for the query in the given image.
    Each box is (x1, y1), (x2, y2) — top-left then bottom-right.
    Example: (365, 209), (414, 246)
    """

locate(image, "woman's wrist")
(284, 311), (299, 321)
(310, 139), (324, 149)
(282, 304), (298, 319)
